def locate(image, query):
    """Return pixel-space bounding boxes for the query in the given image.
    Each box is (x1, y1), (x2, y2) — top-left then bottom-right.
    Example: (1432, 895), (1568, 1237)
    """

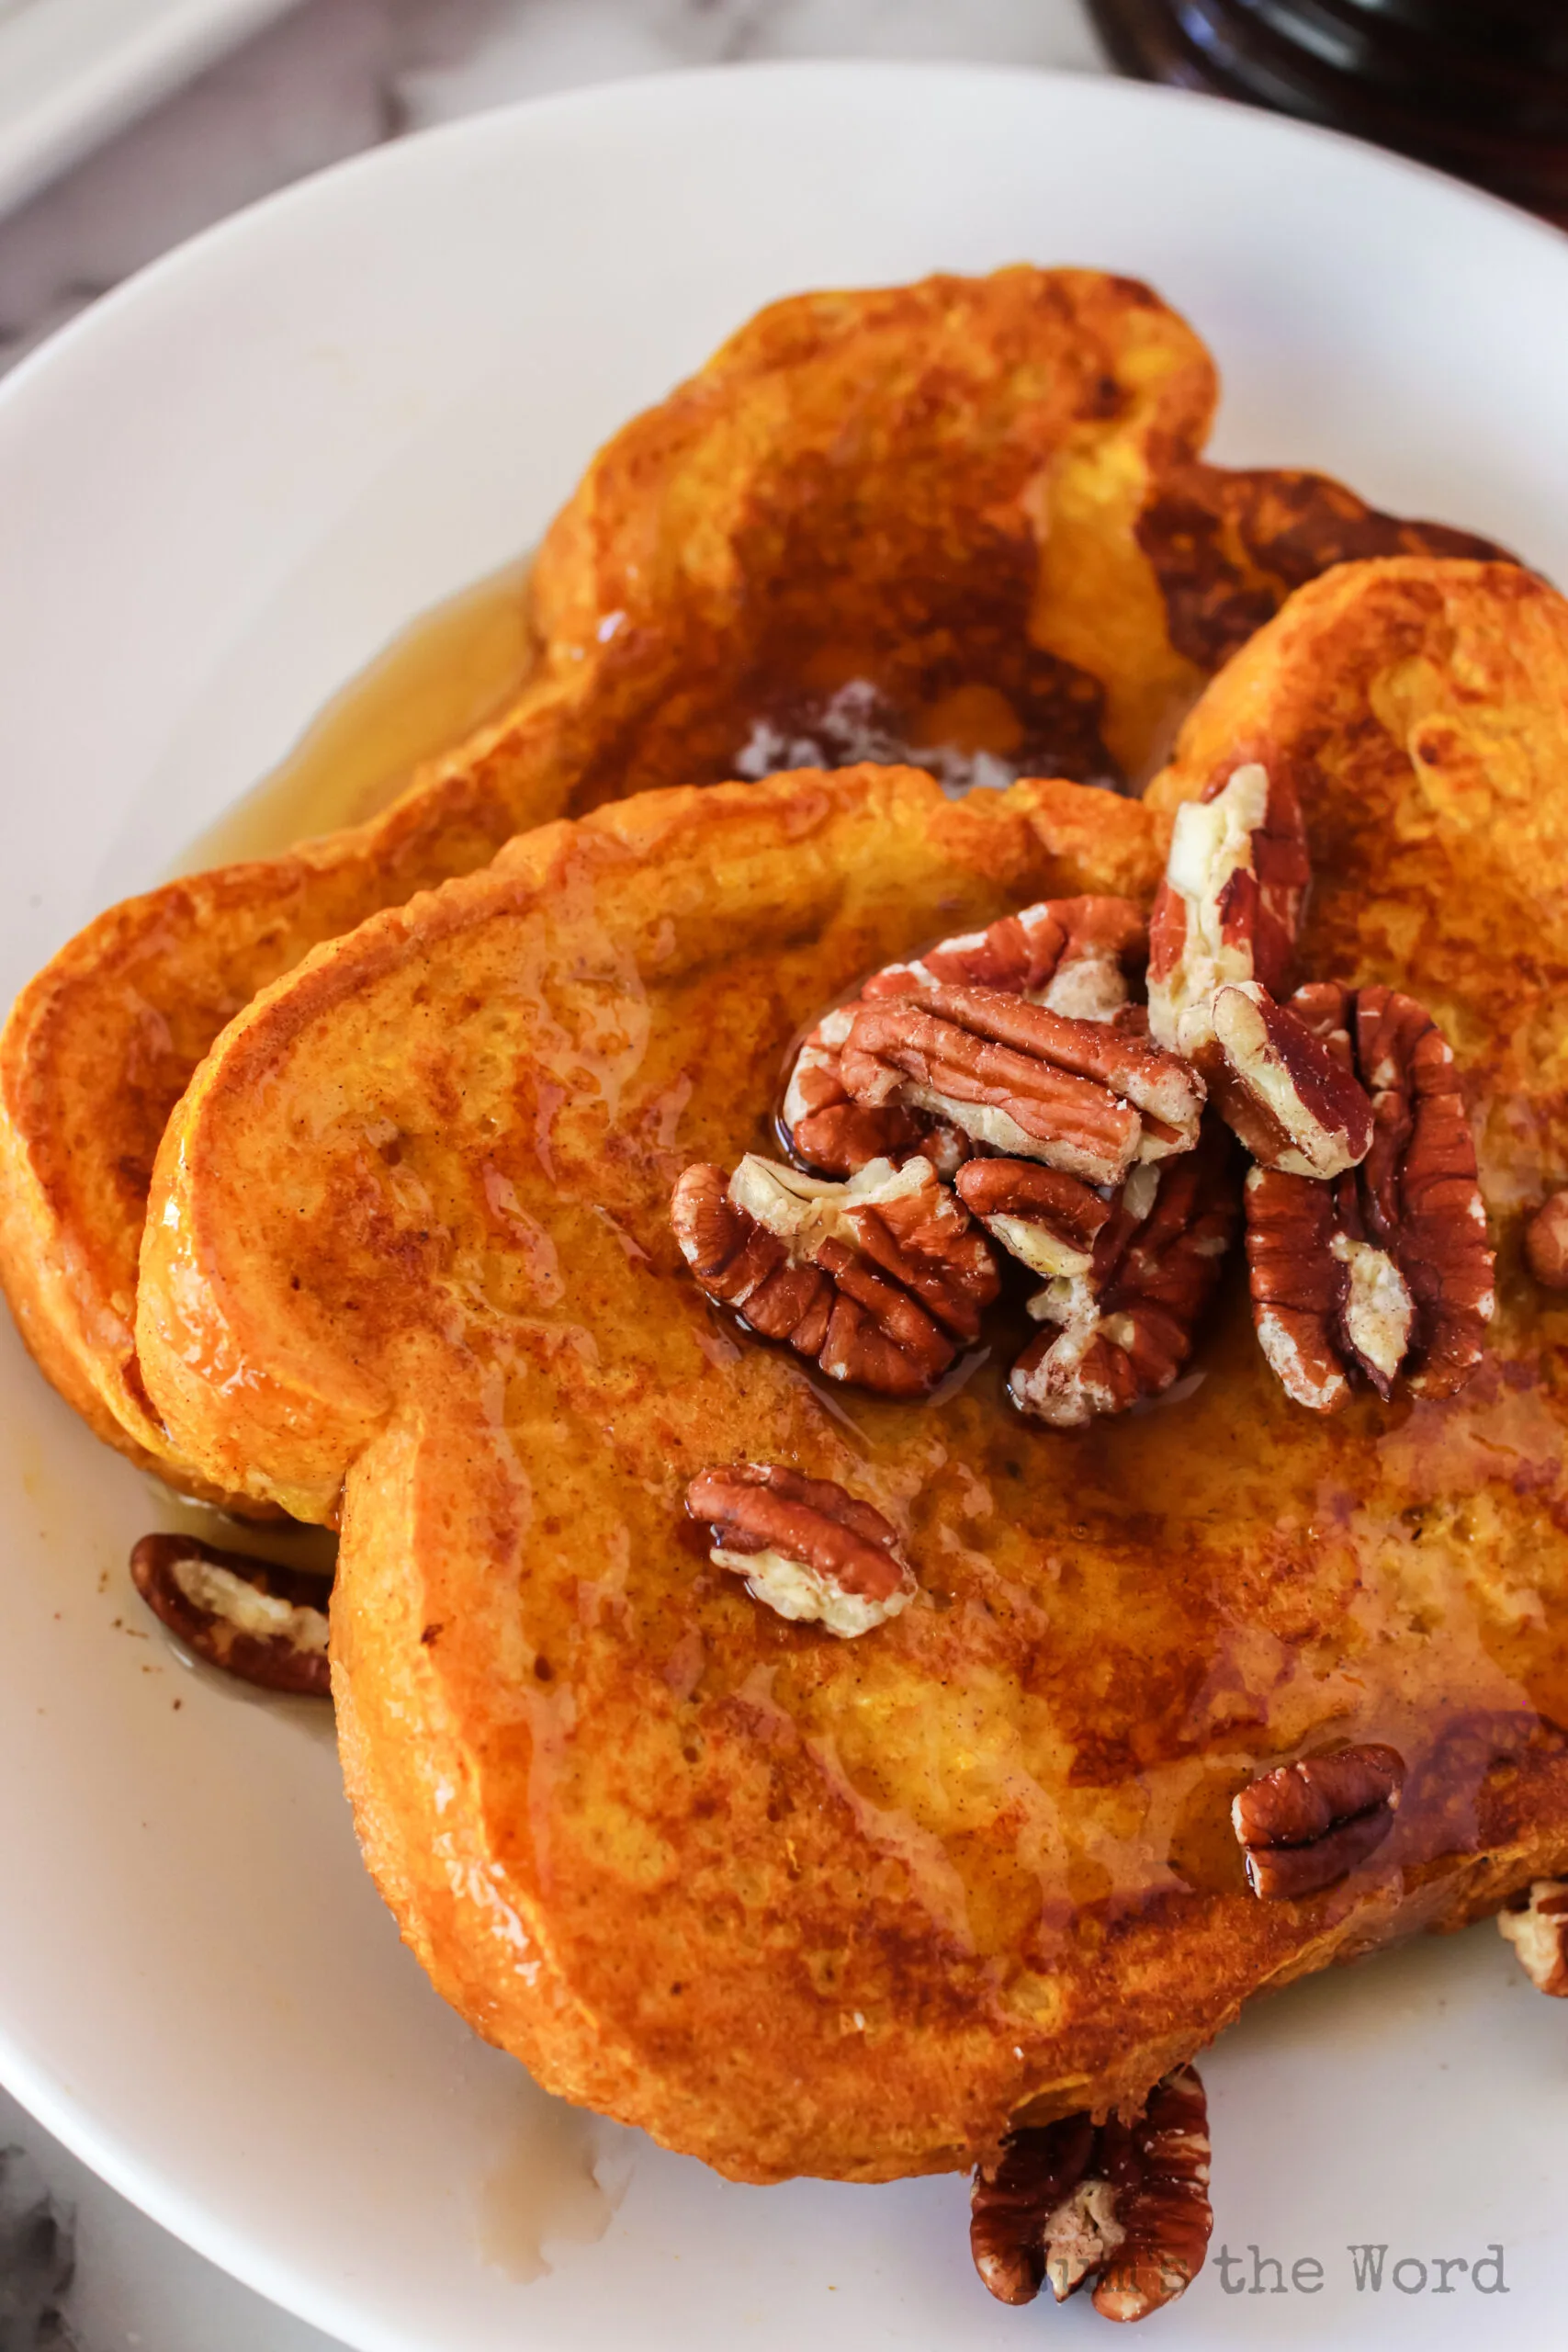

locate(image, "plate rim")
(5, 51), (1568, 433)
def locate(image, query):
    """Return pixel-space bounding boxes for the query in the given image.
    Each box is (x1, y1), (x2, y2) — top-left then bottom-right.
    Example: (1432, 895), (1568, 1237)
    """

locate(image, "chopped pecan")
(1232, 1743), (1404, 1899)
(686, 1464), (914, 1636)
(1009, 1125), (1239, 1428)
(781, 897), (1147, 1176)
(1524, 1190), (1568, 1290)
(1245, 983), (1494, 1408)
(670, 1153), (997, 1396)
(1147, 760), (1311, 1060)
(840, 980), (1202, 1188)
(1499, 1881), (1568, 1996)
(1206, 981), (1372, 1178)
(130, 1533), (332, 1696)
(970, 2067), (1212, 2321)
(954, 1158), (1113, 1281)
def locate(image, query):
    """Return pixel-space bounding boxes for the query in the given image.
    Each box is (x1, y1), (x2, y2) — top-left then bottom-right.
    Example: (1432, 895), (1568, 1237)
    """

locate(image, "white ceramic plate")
(0, 0), (296, 217)
(2, 62), (1567, 2352)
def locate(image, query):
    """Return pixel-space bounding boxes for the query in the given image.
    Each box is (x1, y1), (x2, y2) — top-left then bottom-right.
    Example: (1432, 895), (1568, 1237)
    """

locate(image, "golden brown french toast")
(1144, 556), (1568, 1204)
(0, 266), (1502, 1504)
(132, 557), (1568, 2181)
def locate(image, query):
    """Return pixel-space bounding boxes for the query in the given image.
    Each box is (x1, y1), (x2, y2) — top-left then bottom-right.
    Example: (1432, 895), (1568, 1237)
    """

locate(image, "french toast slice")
(134, 554), (1568, 2179)
(0, 266), (1502, 1504)
(1143, 556), (1568, 1204)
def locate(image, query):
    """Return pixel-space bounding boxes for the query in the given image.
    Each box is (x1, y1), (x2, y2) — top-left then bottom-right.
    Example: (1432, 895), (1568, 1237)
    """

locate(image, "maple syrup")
(178, 554), (536, 872)
(141, 560), (543, 1662)
(137, 484), (1565, 2020)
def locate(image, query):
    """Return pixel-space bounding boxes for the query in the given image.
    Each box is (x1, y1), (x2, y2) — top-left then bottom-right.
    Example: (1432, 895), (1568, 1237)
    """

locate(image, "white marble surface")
(0, 0), (1105, 370)
(0, 5), (1106, 2344)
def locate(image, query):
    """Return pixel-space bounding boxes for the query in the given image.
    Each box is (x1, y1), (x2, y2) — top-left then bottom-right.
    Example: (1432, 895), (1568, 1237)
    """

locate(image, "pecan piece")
(687, 1464), (915, 1636)
(954, 1158), (1112, 1281)
(1147, 760), (1311, 1058)
(781, 897), (1147, 1177)
(779, 1001), (945, 1178)
(1089, 2067), (1214, 2323)
(1206, 981), (1372, 1178)
(1245, 983), (1494, 1408)
(1524, 1191), (1568, 1289)
(1247, 1169), (1389, 1411)
(840, 980), (1202, 1187)
(1232, 1743), (1404, 1899)
(971, 2114), (1099, 2306)
(1359, 987), (1494, 1397)
(970, 2066), (1212, 2321)
(130, 1533), (332, 1695)
(1499, 1881), (1568, 1996)
(874, 896), (1148, 1025)
(670, 1153), (997, 1396)
(1009, 1125), (1239, 1428)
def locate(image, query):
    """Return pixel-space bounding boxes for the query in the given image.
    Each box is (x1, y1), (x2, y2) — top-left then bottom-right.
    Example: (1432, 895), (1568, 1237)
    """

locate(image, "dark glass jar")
(1086, 0), (1568, 227)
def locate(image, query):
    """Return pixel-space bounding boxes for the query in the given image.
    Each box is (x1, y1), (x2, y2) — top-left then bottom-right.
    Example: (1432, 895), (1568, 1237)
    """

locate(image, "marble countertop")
(0, 6), (1107, 2344)
(0, 0), (1106, 371)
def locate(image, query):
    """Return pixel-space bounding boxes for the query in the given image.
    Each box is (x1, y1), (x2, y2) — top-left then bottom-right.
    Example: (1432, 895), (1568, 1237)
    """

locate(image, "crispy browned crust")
(1144, 556), (1568, 1207)
(134, 614), (1568, 2181)
(0, 266), (1507, 1503)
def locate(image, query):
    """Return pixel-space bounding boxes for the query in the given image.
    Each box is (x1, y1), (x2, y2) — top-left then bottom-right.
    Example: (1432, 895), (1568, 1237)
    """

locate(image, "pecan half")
(1499, 1881), (1568, 1996)
(1206, 981), (1371, 1179)
(953, 1158), (1113, 1281)
(779, 1001), (946, 1179)
(840, 980), (1202, 1188)
(1009, 1125), (1239, 1427)
(686, 1463), (915, 1637)
(670, 1153), (997, 1396)
(971, 2114), (1099, 2305)
(1246, 983), (1494, 1408)
(1089, 2068), (1214, 2324)
(874, 896), (1148, 1024)
(1525, 1191), (1568, 1290)
(971, 2066), (1212, 2321)
(1147, 761), (1311, 1059)
(781, 897), (1147, 1177)
(130, 1533), (332, 1695)
(1246, 1168), (1404, 1411)
(1232, 1743), (1404, 1899)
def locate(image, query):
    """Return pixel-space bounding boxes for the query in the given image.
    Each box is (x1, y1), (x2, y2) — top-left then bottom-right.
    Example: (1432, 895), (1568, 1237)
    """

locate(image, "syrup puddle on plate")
(176, 550), (537, 871)
(478, 2084), (633, 2283)
(138, 559), (539, 1702)
(147, 1483), (340, 1577)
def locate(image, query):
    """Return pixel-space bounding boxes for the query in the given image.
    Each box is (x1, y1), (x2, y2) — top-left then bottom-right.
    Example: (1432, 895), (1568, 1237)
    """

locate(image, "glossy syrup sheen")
(148, 561), (537, 1557)
(194, 772), (1568, 1996)
(550, 910), (1558, 1962)
(129, 551), (1568, 2174)
(179, 555), (537, 870)
(543, 1203), (1562, 1960)
(718, 932), (1567, 1945)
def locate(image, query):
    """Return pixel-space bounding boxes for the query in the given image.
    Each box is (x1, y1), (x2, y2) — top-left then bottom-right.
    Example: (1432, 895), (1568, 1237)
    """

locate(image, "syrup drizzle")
(396, 825), (1562, 1996)
(145, 545), (1566, 2085)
